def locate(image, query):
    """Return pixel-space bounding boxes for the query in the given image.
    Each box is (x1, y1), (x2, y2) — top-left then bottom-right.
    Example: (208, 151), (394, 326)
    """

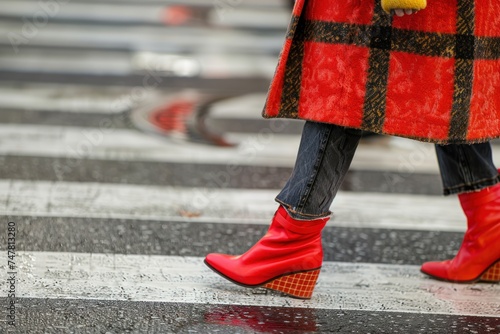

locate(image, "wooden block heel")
(480, 260), (500, 282)
(263, 269), (320, 299)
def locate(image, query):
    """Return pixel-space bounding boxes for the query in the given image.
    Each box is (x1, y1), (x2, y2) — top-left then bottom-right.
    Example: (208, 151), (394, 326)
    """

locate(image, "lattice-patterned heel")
(263, 269), (320, 299)
(480, 260), (500, 282)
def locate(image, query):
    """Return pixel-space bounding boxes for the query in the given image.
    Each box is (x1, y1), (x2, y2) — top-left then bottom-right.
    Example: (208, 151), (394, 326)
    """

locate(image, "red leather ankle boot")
(204, 206), (329, 299)
(421, 182), (500, 283)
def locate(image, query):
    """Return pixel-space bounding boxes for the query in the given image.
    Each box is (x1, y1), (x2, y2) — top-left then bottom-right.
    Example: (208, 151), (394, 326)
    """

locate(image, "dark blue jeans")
(276, 121), (500, 220)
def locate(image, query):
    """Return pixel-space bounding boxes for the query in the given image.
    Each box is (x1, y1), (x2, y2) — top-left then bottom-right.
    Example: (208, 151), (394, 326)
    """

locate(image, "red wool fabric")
(263, 0), (500, 144)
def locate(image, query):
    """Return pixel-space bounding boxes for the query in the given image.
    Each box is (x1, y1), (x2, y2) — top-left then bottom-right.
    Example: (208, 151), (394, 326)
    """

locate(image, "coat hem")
(262, 112), (499, 145)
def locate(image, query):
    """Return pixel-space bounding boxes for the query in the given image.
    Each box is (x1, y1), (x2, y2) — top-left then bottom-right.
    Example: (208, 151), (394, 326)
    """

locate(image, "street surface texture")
(0, 0), (499, 333)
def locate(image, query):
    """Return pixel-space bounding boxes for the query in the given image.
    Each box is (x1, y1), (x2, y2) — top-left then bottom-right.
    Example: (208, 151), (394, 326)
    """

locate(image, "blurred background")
(1, 1), (499, 333)
(0, 0), (297, 146)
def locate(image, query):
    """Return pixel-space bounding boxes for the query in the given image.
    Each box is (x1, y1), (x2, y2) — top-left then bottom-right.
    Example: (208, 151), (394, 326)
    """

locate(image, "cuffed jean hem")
(442, 175), (500, 196)
(275, 198), (331, 220)
(435, 143), (498, 196)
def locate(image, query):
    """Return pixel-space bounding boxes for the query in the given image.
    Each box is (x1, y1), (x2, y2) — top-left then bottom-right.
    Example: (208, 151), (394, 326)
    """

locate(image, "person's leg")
(435, 143), (499, 195)
(276, 121), (362, 219)
(205, 121), (362, 298)
(421, 143), (500, 282)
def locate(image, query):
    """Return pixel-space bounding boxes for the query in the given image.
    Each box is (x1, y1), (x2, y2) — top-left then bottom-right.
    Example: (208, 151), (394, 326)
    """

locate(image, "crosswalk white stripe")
(0, 124), (300, 167)
(0, 180), (466, 232)
(10, 252), (500, 317)
(0, 50), (132, 75)
(208, 93), (271, 119)
(0, 85), (265, 115)
(0, 22), (285, 53)
(1, 2), (168, 23)
(11, 0), (285, 9)
(0, 124), (450, 172)
(1, 2), (290, 29)
(0, 50), (278, 78)
(0, 84), (141, 114)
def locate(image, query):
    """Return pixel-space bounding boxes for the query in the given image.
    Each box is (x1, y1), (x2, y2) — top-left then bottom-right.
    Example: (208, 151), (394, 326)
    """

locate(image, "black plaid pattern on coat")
(271, 0), (500, 144)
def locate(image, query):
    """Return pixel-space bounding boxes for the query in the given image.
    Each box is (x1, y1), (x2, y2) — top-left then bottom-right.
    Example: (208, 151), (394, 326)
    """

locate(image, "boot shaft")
(458, 182), (500, 230)
(238, 206), (329, 269)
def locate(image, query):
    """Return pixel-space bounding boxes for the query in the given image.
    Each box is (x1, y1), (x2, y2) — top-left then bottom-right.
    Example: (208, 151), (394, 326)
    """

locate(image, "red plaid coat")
(263, 0), (500, 144)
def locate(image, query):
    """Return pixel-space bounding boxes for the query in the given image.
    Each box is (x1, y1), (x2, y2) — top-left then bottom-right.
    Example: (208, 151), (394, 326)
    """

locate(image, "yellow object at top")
(381, 0), (427, 12)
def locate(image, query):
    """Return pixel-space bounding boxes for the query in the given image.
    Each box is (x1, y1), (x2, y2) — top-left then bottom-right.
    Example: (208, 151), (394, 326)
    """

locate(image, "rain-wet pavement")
(0, 1), (499, 333)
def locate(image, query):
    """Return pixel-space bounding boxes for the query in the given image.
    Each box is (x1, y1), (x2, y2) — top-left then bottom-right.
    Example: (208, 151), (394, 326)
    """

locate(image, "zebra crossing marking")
(0, 124), (447, 171)
(10, 252), (500, 317)
(0, 180), (465, 231)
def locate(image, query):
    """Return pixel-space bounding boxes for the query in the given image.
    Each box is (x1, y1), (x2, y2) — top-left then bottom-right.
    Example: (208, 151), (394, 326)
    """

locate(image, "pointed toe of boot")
(204, 252), (229, 269)
(420, 261), (451, 281)
(204, 253), (238, 281)
(204, 253), (266, 287)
